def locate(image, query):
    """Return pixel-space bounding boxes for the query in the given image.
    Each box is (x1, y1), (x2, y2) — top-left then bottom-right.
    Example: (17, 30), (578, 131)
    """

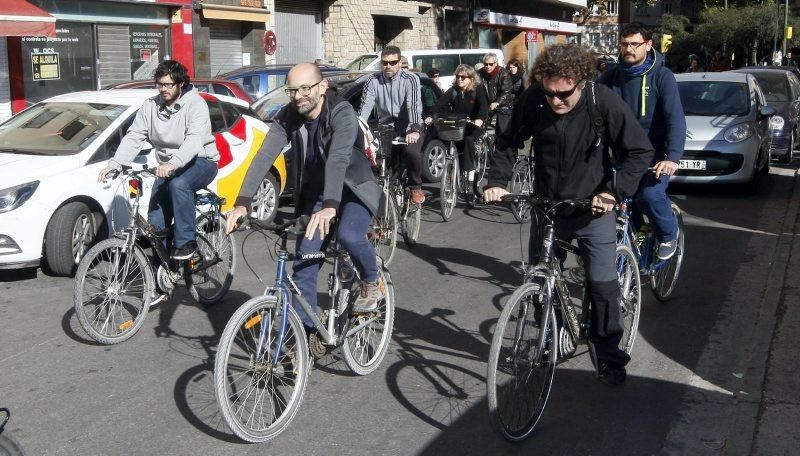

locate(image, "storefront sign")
(264, 30), (277, 56)
(131, 26), (167, 80)
(526, 31), (538, 43)
(240, 0), (262, 7)
(31, 52), (61, 81)
(473, 9), (578, 34)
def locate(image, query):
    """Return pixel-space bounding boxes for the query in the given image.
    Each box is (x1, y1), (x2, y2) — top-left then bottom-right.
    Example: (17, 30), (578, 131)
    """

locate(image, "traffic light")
(786, 26), (793, 40)
(661, 34), (673, 53)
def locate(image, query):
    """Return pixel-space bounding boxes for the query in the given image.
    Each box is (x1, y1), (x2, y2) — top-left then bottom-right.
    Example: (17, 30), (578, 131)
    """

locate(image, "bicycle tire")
(440, 155), (459, 221)
(185, 212), (236, 306)
(73, 238), (154, 345)
(214, 295), (309, 443)
(401, 196), (422, 248)
(342, 262), (396, 375)
(616, 245), (641, 354)
(474, 134), (491, 185)
(509, 160), (532, 223)
(651, 202), (685, 301)
(369, 189), (399, 266)
(0, 432), (25, 456)
(487, 281), (557, 442)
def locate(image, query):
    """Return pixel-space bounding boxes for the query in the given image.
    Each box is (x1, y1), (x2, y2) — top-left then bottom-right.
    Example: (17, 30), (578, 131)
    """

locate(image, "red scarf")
(485, 65), (500, 78)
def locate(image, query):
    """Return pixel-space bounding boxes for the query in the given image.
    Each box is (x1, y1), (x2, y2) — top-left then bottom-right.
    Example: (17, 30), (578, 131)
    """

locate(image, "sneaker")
(410, 188), (425, 205)
(172, 241), (197, 260)
(352, 278), (386, 314)
(656, 238), (678, 260)
(596, 360), (627, 387)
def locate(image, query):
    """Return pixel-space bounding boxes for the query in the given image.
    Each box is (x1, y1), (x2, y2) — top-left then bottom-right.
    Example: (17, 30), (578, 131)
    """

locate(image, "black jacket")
(479, 67), (514, 108)
(236, 89), (381, 215)
(430, 87), (490, 122)
(487, 83), (654, 201)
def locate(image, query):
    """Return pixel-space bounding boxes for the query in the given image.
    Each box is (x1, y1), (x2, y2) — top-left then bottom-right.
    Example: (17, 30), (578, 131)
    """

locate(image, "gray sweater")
(110, 86), (219, 169)
(358, 70), (423, 136)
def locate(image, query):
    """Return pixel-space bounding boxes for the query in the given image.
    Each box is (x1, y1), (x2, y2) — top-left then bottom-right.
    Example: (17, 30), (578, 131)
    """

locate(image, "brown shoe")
(352, 278), (386, 314)
(410, 188), (425, 205)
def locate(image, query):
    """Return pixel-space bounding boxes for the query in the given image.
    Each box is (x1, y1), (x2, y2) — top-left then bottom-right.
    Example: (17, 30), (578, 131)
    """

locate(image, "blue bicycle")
(214, 216), (395, 443)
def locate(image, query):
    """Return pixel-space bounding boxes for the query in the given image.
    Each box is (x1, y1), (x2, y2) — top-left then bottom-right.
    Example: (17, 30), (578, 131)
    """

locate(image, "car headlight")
(0, 181), (39, 214)
(769, 115), (786, 131)
(724, 123), (754, 143)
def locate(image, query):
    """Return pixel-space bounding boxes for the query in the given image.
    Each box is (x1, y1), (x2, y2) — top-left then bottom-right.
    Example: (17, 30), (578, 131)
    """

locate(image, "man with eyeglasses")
(484, 43), (653, 386)
(599, 21), (686, 261)
(226, 63), (385, 330)
(477, 52), (516, 194)
(358, 45), (426, 204)
(98, 60), (219, 261)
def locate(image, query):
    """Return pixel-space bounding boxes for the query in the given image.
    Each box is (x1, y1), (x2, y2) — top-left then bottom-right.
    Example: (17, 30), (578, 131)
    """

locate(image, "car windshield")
(253, 75), (363, 121)
(346, 55), (377, 71)
(678, 81), (750, 116)
(753, 74), (790, 102)
(0, 102), (127, 155)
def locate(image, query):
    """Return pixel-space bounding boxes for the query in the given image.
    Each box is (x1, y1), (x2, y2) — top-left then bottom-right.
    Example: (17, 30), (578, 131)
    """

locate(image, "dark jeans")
(635, 173), (678, 242)
(292, 189), (378, 328)
(529, 212), (630, 367)
(455, 125), (482, 172)
(148, 157), (217, 249)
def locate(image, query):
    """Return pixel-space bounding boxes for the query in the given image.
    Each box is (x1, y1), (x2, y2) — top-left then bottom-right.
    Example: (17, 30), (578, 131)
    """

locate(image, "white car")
(0, 89), (288, 275)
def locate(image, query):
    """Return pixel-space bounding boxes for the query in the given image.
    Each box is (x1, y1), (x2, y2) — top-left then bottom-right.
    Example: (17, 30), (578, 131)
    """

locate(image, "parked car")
(0, 90), (287, 275)
(252, 71), (448, 183)
(103, 79), (254, 104)
(741, 65), (800, 81)
(672, 72), (776, 191)
(732, 68), (800, 163)
(219, 64), (349, 100)
(343, 48), (505, 89)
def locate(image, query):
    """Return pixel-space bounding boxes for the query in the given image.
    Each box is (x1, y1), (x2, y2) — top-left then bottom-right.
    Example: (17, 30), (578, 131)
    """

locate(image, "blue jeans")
(292, 189), (378, 328)
(148, 157), (217, 249)
(635, 172), (678, 242)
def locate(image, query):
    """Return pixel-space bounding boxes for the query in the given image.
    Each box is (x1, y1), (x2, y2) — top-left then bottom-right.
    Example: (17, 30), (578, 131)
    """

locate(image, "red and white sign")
(526, 31), (538, 43)
(140, 48), (151, 61)
(473, 9), (578, 34)
(263, 30), (277, 55)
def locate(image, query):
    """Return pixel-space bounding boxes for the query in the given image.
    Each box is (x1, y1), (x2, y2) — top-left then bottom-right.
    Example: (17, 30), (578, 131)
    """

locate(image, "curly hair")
(153, 60), (190, 86)
(530, 44), (595, 86)
(451, 64), (479, 92)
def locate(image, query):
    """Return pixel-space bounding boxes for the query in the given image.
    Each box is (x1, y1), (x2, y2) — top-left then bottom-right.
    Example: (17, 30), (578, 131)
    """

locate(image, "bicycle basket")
(434, 116), (467, 142)
(373, 124), (395, 159)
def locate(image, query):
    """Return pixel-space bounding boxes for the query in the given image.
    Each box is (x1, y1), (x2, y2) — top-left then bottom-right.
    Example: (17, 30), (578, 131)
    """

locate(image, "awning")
(199, 2), (270, 23)
(0, 0), (56, 38)
(372, 11), (420, 19)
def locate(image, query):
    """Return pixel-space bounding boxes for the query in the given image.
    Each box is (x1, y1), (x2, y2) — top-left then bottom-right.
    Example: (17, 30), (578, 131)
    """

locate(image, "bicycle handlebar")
(106, 165), (153, 180)
(498, 194), (593, 211)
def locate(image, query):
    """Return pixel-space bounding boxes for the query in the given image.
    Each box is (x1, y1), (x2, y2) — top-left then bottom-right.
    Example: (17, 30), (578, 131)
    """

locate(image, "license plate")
(679, 159), (706, 170)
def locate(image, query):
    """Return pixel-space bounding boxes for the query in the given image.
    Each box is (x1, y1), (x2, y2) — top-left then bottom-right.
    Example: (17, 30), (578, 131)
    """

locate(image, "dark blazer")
(236, 89), (381, 216)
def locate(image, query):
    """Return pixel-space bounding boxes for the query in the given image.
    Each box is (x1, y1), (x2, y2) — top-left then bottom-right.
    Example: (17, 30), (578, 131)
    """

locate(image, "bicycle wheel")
(401, 195), (422, 248)
(615, 245), (641, 354)
(342, 262), (396, 375)
(0, 433), (25, 456)
(651, 202), (685, 301)
(185, 212), (236, 306)
(474, 135), (490, 185)
(487, 281), (558, 442)
(215, 295), (309, 443)
(509, 160), (532, 223)
(73, 238), (154, 345)
(440, 154), (459, 222)
(369, 190), (399, 266)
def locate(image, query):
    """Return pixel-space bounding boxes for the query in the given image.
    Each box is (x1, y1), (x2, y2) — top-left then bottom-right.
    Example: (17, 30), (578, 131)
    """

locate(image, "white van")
(345, 48), (505, 88)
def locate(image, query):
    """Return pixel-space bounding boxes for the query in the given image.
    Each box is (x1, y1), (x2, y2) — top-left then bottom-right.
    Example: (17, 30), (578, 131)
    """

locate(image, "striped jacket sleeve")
(358, 75), (377, 122)
(402, 71), (423, 133)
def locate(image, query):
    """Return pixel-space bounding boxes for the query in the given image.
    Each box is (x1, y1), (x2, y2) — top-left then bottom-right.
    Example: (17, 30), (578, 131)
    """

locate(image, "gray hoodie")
(110, 85), (220, 169)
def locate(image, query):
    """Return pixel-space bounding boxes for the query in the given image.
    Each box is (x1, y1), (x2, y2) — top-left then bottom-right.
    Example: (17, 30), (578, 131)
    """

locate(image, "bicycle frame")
(616, 199), (670, 277)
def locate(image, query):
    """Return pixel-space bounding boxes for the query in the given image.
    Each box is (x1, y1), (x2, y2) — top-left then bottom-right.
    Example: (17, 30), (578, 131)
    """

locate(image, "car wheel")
(760, 147), (771, 175)
(44, 202), (97, 277)
(250, 172), (279, 224)
(422, 139), (447, 183)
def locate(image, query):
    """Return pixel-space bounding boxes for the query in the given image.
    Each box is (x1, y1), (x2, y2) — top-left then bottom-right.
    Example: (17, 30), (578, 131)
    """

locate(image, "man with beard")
(98, 60), (219, 261)
(599, 22), (686, 260)
(226, 63), (385, 329)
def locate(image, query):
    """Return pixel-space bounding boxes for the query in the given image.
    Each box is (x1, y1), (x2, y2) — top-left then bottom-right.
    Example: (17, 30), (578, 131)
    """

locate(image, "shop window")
(130, 25), (168, 80)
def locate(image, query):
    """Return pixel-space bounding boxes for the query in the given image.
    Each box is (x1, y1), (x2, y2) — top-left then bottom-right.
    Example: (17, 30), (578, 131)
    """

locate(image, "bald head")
(287, 62), (328, 118)
(288, 62), (323, 86)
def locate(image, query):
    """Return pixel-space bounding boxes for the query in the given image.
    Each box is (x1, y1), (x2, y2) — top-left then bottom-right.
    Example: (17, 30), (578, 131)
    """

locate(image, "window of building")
(608, 1), (618, 15)
(635, 5), (648, 15)
(662, 2), (673, 14)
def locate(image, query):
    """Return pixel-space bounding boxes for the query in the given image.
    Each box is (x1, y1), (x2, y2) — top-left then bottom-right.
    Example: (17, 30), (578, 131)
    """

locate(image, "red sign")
(264, 30), (277, 55)
(140, 48), (151, 61)
(526, 30), (538, 43)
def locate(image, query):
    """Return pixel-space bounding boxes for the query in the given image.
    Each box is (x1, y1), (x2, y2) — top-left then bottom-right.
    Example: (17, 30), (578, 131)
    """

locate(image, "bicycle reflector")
(244, 314), (262, 330)
(128, 179), (139, 198)
(119, 320), (133, 331)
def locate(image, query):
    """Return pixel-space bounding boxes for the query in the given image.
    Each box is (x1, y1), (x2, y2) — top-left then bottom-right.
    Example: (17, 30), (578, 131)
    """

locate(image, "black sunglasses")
(542, 80), (583, 101)
(381, 59), (400, 66)
(455, 75), (470, 80)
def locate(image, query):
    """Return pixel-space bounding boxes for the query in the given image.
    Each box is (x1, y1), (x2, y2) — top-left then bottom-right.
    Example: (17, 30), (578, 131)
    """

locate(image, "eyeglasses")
(284, 81), (321, 96)
(619, 41), (646, 50)
(455, 75), (470, 80)
(381, 59), (400, 66)
(484, 61), (497, 67)
(155, 82), (178, 89)
(542, 80), (583, 101)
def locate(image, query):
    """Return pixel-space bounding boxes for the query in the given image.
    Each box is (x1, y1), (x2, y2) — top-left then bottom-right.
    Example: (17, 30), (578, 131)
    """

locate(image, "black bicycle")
(73, 166), (236, 344)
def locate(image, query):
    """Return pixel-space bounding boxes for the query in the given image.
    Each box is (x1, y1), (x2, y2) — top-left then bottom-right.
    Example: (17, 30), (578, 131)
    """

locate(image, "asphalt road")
(1, 164), (796, 455)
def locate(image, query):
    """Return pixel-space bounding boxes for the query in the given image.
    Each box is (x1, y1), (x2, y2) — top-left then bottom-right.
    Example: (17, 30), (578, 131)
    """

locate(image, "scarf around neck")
(622, 52), (654, 78)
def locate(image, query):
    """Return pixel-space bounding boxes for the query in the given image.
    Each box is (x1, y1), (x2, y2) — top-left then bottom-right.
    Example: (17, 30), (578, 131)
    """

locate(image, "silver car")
(673, 72), (776, 190)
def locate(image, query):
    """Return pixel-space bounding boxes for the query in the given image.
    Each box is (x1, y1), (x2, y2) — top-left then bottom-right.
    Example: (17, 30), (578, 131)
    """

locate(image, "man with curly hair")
(484, 43), (654, 386)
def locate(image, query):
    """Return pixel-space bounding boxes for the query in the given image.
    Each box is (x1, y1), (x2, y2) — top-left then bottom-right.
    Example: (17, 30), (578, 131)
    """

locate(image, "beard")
(296, 94), (320, 115)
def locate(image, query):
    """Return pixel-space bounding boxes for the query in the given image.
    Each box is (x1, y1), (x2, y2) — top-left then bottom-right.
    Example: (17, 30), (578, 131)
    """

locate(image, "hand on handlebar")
(424, 117), (433, 126)
(472, 119), (484, 128)
(155, 163), (176, 178)
(224, 206), (249, 234)
(652, 160), (679, 179)
(483, 186), (509, 202)
(306, 207), (336, 240)
(97, 166), (116, 183)
(591, 192), (616, 214)
(406, 131), (421, 144)
(489, 102), (500, 111)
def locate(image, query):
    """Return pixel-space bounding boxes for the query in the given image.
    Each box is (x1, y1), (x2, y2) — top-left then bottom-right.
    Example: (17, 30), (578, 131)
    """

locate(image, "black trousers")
(529, 211), (631, 367)
(391, 139), (423, 187)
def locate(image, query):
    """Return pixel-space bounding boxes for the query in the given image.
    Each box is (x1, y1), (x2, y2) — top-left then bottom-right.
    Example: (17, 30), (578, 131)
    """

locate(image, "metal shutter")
(97, 25), (131, 88)
(210, 21), (243, 77)
(275, 10), (322, 64)
(275, 0), (320, 12)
